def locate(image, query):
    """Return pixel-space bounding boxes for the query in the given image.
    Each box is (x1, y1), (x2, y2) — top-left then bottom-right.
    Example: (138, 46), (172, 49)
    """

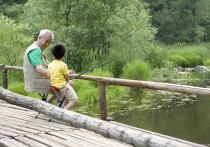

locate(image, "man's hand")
(35, 65), (49, 77)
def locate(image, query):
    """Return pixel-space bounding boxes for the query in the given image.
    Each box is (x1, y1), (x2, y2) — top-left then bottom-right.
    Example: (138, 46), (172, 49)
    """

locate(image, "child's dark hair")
(51, 44), (66, 59)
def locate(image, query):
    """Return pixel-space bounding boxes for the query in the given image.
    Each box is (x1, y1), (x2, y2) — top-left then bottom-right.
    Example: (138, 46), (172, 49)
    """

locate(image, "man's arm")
(28, 49), (49, 78)
(35, 65), (49, 78)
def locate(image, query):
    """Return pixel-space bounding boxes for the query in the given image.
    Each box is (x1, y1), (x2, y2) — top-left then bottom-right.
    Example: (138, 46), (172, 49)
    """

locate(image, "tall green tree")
(146, 0), (210, 43)
(22, 0), (156, 72)
(0, 0), (27, 22)
(0, 13), (32, 66)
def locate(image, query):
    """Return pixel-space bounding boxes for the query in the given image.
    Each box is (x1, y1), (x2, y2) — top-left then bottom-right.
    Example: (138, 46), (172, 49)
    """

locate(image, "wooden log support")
(0, 65), (23, 71)
(70, 74), (210, 96)
(3, 69), (8, 89)
(98, 81), (107, 120)
(1, 65), (210, 96)
(0, 65), (22, 89)
(0, 88), (204, 147)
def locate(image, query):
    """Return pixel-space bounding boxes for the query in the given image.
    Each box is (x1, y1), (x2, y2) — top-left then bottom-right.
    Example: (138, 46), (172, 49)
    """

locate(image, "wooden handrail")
(1, 64), (210, 120)
(69, 74), (210, 96)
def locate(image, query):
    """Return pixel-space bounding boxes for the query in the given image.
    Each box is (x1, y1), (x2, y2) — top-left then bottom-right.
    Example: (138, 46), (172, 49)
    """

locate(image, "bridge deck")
(0, 100), (132, 147)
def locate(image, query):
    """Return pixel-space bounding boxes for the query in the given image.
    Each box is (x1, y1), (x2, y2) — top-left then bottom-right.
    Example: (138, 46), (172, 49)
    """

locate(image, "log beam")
(0, 88), (203, 147)
(98, 81), (107, 120)
(69, 74), (210, 96)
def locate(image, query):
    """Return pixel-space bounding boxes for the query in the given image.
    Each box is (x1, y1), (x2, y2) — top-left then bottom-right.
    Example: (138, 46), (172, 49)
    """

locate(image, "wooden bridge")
(0, 99), (132, 147)
(0, 65), (207, 147)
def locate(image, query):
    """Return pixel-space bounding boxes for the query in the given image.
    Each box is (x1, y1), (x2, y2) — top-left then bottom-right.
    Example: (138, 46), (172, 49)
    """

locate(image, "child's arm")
(64, 74), (69, 83)
(65, 74), (74, 87)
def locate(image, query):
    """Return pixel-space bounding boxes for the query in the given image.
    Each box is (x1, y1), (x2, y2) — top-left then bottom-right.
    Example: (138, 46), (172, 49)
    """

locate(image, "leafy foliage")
(152, 60), (178, 82)
(146, 0), (210, 43)
(122, 60), (151, 81)
(74, 68), (126, 105)
(0, 13), (33, 66)
(21, 0), (156, 72)
(165, 45), (207, 67)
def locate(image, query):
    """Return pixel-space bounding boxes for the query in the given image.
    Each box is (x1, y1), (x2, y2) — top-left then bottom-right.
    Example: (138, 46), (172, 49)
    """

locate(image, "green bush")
(152, 60), (178, 82)
(204, 59), (210, 66)
(109, 59), (126, 78)
(74, 68), (126, 105)
(165, 44), (207, 68)
(146, 46), (166, 68)
(73, 79), (98, 104)
(121, 60), (151, 96)
(182, 52), (203, 67)
(167, 52), (203, 68)
(167, 54), (187, 67)
(122, 60), (151, 80)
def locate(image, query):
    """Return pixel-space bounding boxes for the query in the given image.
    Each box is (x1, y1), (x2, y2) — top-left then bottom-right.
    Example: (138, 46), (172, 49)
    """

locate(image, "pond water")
(113, 72), (210, 145)
(114, 95), (210, 145)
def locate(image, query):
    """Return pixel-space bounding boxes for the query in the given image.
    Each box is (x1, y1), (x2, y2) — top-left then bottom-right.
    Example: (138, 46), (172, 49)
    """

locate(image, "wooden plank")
(0, 110), (52, 123)
(64, 129), (132, 147)
(0, 110), (40, 121)
(0, 120), (51, 132)
(0, 107), (36, 117)
(58, 130), (109, 147)
(0, 115), (73, 132)
(39, 133), (82, 147)
(0, 130), (19, 137)
(60, 130), (132, 147)
(0, 116), (71, 132)
(15, 136), (49, 147)
(0, 138), (28, 147)
(0, 122), (40, 134)
(0, 138), (18, 147)
(0, 102), (29, 111)
(48, 131), (99, 147)
(26, 134), (67, 147)
(0, 126), (31, 136)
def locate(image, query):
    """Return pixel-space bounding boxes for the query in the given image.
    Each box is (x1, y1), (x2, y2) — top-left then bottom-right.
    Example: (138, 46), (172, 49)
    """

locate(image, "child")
(47, 44), (78, 110)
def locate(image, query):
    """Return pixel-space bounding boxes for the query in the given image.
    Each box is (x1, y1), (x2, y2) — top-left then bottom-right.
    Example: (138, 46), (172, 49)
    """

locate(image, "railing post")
(98, 81), (107, 120)
(3, 69), (8, 89)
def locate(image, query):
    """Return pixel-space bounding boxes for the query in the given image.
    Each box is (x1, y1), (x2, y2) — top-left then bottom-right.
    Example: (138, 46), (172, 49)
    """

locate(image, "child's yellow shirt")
(48, 60), (68, 88)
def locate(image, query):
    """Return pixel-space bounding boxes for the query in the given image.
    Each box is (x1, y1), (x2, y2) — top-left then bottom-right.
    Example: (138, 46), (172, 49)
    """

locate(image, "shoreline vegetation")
(1, 43), (209, 117)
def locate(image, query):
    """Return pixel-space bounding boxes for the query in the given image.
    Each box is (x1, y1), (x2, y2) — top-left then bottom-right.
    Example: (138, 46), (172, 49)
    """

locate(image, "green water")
(114, 95), (210, 144)
(76, 72), (210, 145)
(113, 72), (210, 145)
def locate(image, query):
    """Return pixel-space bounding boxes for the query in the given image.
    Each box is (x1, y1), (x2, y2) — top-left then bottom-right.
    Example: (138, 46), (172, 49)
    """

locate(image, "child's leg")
(46, 94), (56, 103)
(64, 84), (78, 110)
(64, 99), (77, 110)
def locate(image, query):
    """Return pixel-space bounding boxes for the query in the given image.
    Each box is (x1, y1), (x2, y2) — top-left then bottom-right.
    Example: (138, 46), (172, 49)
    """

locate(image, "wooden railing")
(1, 64), (210, 120)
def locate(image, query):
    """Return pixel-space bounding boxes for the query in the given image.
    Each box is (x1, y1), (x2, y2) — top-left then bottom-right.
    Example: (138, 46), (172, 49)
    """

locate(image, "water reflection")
(114, 72), (210, 144)
(115, 96), (210, 144)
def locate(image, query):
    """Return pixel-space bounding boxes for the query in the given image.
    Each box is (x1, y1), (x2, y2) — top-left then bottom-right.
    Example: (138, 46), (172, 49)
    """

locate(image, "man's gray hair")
(38, 29), (54, 40)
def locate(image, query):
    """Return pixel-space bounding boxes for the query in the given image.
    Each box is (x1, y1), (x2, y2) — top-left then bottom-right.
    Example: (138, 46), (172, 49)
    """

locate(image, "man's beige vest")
(23, 42), (51, 94)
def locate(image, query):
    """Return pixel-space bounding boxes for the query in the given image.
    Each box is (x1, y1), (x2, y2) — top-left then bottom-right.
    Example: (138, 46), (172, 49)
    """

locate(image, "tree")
(0, 14), (33, 66)
(146, 0), (210, 43)
(22, 0), (156, 72)
(0, 0), (27, 22)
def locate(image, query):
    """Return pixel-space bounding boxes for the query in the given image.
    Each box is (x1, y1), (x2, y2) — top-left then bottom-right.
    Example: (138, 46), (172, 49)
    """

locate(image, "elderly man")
(23, 29), (54, 98)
